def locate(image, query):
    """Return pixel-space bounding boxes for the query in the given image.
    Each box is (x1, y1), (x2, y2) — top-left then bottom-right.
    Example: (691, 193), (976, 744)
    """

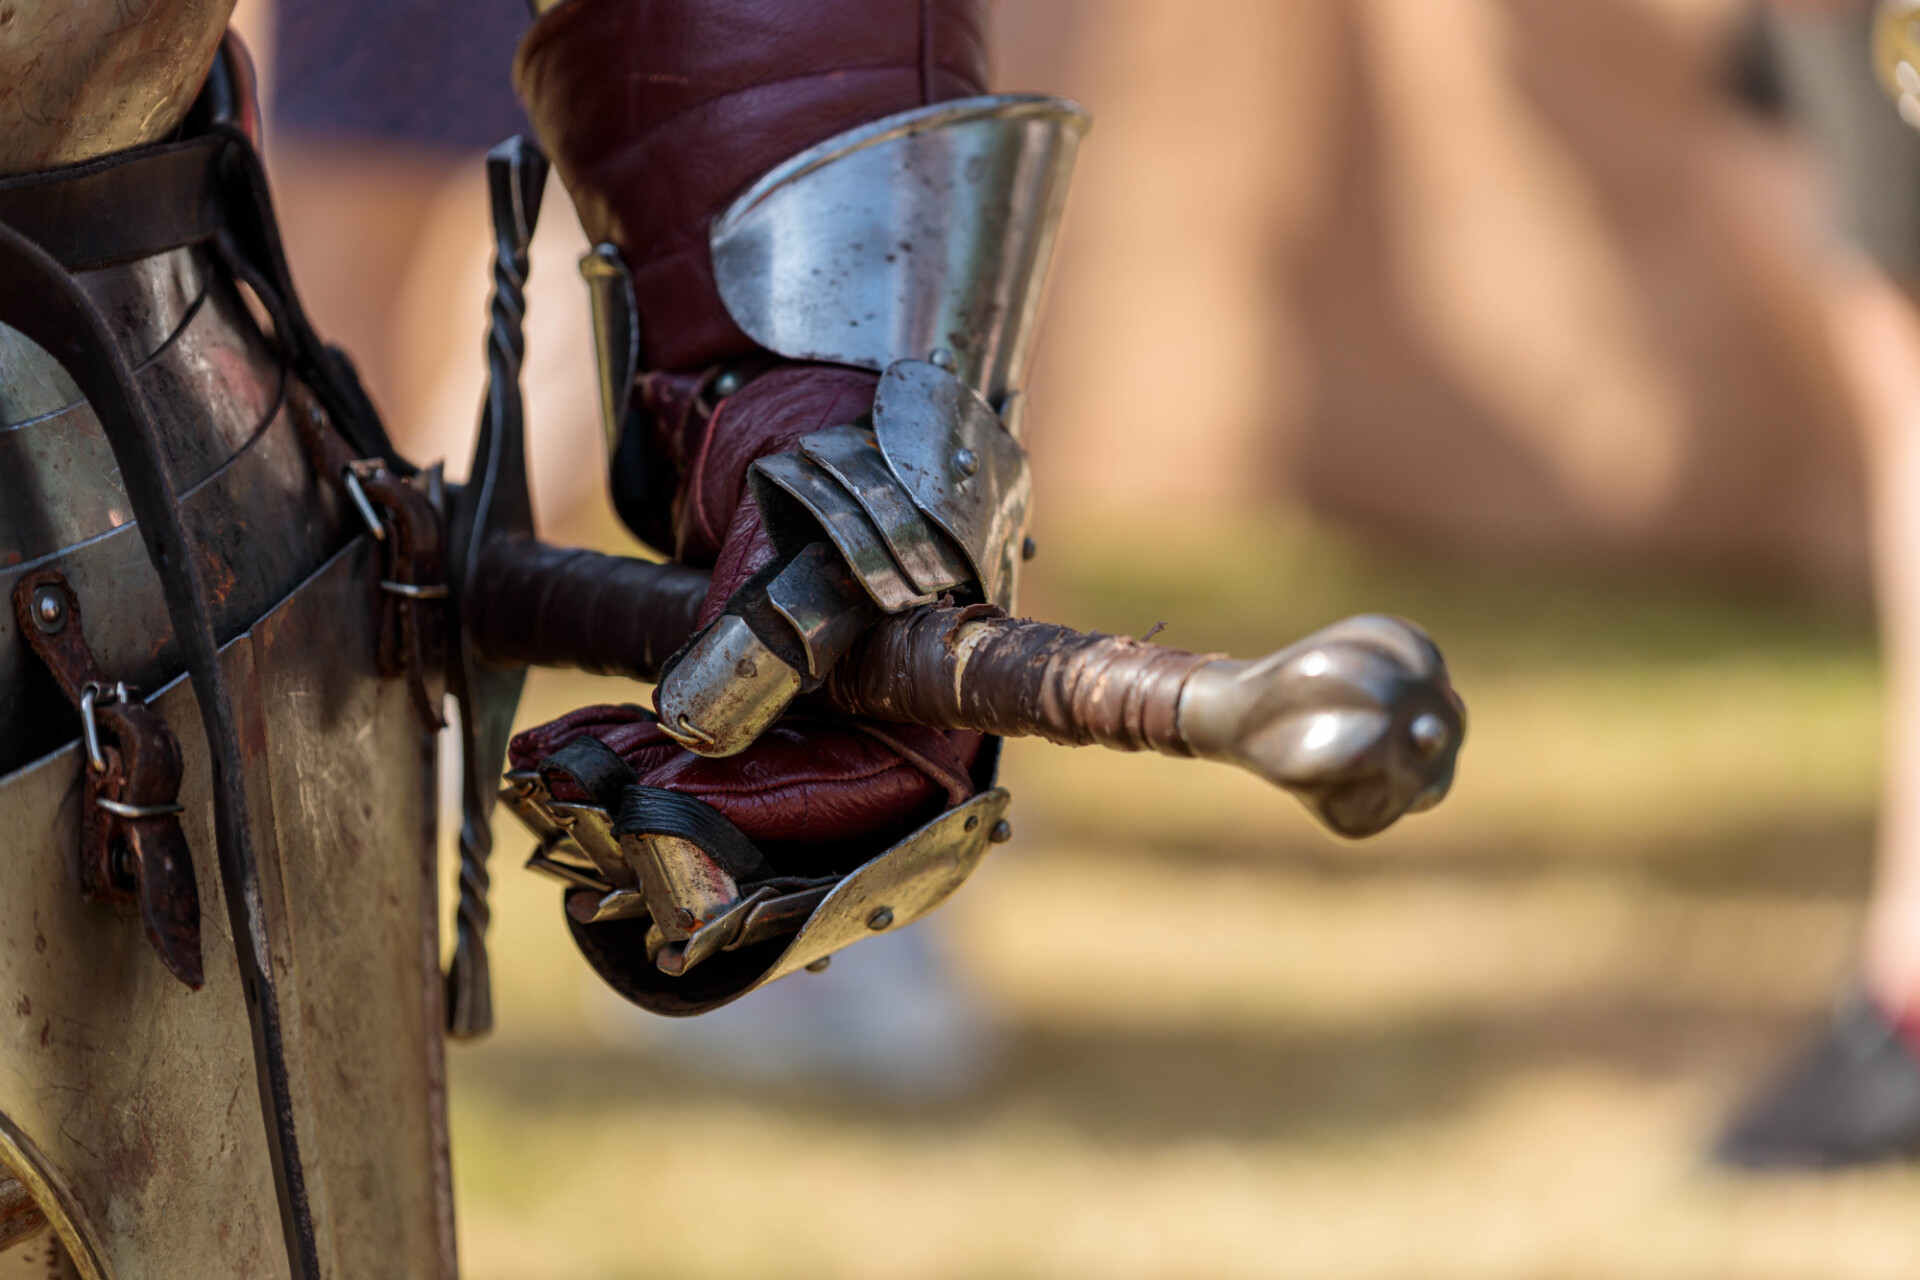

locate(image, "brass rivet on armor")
(675, 907), (697, 930)
(1408, 713), (1450, 761)
(735, 656), (758, 679)
(30, 585), (66, 634)
(714, 369), (744, 398)
(929, 347), (955, 370)
(989, 819), (1012, 843)
(953, 448), (979, 476)
(1022, 536), (1038, 562)
(806, 957), (832, 973)
(867, 906), (894, 930)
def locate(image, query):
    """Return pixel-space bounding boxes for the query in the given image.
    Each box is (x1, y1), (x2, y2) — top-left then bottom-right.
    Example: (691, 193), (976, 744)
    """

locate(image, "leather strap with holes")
(10, 570), (203, 988)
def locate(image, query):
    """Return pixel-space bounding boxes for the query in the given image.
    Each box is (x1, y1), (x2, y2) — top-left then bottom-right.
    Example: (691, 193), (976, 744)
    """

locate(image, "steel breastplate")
(0, 243), (349, 775)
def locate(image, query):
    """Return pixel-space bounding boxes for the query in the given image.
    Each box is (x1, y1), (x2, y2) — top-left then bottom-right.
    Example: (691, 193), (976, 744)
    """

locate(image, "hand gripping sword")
(467, 543), (1464, 839)
(448, 139), (1465, 1032)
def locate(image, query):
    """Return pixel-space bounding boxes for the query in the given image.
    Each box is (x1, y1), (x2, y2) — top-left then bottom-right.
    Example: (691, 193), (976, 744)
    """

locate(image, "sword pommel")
(1174, 615), (1463, 838)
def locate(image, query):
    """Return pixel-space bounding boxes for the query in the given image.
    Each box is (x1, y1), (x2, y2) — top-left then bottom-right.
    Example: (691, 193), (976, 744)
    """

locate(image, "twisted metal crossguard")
(443, 137), (548, 1038)
(467, 538), (1465, 839)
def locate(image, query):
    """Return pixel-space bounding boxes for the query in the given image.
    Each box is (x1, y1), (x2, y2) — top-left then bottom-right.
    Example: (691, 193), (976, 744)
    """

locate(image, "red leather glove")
(511, 0), (991, 864)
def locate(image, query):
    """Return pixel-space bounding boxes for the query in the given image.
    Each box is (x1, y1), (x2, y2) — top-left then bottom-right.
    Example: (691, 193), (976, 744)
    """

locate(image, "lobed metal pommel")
(1176, 616), (1464, 838)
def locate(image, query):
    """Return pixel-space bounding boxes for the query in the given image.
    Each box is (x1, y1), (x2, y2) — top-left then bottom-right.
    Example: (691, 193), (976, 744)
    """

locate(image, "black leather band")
(0, 135), (225, 272)
(615, 784), (774, 881)
(539, 733), (639, 811)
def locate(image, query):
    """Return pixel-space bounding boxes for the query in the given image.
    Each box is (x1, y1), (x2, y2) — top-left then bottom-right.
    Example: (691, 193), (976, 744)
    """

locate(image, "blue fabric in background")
(271, 0), (531, 152)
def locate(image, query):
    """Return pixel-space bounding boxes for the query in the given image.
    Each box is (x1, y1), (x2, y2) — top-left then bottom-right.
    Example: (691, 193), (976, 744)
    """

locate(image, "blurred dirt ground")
(444, 509), (1920, 1280)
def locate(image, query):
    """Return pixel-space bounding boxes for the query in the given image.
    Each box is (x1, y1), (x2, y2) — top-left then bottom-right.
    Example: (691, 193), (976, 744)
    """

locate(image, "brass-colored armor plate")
(0, 539), (453, 1279)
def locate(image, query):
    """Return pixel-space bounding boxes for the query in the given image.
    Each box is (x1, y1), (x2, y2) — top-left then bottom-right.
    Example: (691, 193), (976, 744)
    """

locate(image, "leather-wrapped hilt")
(823, 604), (1214, 755)
(468, 538), (708, 682)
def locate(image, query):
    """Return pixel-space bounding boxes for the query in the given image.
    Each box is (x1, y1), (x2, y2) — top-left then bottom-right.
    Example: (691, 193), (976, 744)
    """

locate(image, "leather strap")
(9, 570), (203, 990)
(616, 785), (773, 881)
(539, 734), (637, 812)
(0, 218), (322, 1280)
(0, 135), (224, 271)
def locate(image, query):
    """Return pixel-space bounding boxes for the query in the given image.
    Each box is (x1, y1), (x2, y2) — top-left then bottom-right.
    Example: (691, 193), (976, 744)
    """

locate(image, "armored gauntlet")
(504, 0), (1077, 1011)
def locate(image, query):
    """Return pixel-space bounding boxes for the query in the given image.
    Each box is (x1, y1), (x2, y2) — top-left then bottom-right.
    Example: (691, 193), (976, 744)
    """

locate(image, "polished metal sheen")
(710, 94), (1089, 412)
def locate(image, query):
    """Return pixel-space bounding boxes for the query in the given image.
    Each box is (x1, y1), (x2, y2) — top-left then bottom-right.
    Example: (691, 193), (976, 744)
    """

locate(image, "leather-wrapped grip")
(469, 539), (708, 682)
(822, 605), (1215, 756)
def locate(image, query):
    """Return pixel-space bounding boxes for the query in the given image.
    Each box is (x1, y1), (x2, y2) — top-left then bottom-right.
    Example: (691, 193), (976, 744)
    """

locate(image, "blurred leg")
(1839, 265), (1920, 1015)
(1717, 259), (1920, 1169)
(267, 137), (466, 440)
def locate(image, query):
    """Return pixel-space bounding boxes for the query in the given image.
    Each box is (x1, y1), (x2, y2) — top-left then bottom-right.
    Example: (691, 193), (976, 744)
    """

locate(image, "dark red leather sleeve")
(514, 0), (989, 373)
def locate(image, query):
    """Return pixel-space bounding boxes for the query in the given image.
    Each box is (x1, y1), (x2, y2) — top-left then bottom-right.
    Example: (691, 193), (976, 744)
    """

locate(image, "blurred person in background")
(259, 0), (999, 1099)
(1719, 0), (1920, 1167)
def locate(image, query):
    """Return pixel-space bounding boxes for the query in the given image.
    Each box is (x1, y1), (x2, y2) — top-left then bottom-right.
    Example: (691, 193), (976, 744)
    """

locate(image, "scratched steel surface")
(0, 245), (348, 776)
(0, 246), (291, 566)
(247, 540), (455, 1280)
(0, 539), (450, 1279)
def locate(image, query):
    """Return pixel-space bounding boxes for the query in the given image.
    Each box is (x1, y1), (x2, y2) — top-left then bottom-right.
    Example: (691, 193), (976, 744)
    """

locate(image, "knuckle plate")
(800, 424), (971, 596)
(873, 360), (1031, 612)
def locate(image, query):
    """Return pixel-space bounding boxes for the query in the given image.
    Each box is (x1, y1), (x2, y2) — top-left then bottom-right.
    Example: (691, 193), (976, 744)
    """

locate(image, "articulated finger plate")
(750, 361), (1031, 614)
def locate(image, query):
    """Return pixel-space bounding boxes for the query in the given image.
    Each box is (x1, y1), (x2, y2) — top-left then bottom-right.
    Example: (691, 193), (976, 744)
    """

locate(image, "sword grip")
(823, 608), (1465, 838)
(468, 538), (708, 682)
(460, 543), (1464, 837)
(823, 606), (1210, 753)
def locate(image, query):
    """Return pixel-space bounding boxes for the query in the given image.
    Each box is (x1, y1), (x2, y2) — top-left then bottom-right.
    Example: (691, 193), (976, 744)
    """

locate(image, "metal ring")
(95, 796), (186, 819)
(341, 468), (387, 541)
(378, 580), (449, 600)
(659, 714), (718, 749)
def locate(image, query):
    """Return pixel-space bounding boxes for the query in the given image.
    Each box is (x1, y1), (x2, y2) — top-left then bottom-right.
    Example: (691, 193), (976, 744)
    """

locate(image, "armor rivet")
(1021, 536), (1038, 562)
(714, 369), (744, 398)
(806, 957), (832, 973)
(929, 348), (955, 370)
(953, 448), (979, 476)
(735, 656), (758, 679)
(675, 907), (697, 930)
(866, 906), (894, 930)
(989, 820), (1012, 843)
(31, 585), (66, 634)
(1408, 713), (1450, 761)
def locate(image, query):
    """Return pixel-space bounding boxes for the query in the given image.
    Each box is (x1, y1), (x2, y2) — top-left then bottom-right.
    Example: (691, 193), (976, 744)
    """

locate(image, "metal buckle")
(341, 462), (388, 541)
(378, 580), (449, 600)
(78, 680), (132, 773)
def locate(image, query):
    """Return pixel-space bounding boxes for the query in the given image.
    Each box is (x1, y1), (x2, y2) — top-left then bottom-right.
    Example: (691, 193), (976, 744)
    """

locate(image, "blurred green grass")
(449, 511), (1920, 1280)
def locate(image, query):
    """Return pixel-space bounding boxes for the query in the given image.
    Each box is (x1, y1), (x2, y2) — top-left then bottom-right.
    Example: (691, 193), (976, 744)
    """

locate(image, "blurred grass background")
(446, 507), (1917, 1280)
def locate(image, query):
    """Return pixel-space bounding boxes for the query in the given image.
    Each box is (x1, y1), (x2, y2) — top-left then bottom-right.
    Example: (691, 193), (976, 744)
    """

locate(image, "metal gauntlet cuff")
(650, 94), (1086, 756)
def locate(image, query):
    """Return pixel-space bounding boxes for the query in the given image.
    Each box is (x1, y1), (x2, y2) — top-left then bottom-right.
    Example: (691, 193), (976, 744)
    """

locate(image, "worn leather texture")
(509, 705), (980, 863)
(514, 0), (989, 373)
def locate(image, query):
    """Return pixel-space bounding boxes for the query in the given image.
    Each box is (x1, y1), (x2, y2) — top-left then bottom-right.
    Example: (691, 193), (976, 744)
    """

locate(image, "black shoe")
(1716, 993), (1920, 1170)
